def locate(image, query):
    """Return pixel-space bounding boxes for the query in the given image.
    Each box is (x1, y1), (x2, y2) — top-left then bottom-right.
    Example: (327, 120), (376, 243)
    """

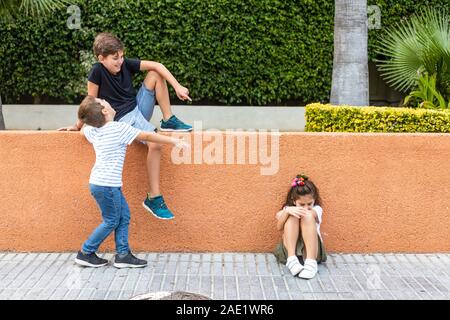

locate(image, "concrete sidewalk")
(1, 252), (450, 300)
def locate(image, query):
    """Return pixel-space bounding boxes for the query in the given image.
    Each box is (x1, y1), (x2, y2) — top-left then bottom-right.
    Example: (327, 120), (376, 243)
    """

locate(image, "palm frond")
(0, 0), (73, 20)
(375, 7), (450, 96)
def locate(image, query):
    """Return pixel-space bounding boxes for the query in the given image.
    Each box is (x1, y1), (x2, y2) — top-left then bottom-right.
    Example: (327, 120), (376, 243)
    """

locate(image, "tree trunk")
(330, 0), (369, 106)
(0, 95), (5, 130)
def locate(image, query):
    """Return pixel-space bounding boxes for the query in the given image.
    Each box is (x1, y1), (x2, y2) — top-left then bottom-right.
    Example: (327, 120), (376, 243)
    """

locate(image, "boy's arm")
(136, 131), (188, 147)
(57, 118), (83, 131)
(57, 83), (97, 131)
(87, 81), (99, 97)
(140, 60), (191, 101)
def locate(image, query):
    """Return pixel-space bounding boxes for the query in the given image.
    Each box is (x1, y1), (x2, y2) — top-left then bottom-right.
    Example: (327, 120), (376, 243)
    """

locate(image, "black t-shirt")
(87, 58), (141, 120)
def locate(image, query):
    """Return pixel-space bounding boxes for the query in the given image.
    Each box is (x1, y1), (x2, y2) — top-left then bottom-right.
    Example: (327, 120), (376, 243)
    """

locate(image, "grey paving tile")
(199, 275), (212, 298)
(212, 275), (224, 300)
(236, 276), (252, 299)
(3, 252), (450, 301)
(224, 276), (238, 299)
(186, 275), (201, 293)
(249, 276), (265, 300)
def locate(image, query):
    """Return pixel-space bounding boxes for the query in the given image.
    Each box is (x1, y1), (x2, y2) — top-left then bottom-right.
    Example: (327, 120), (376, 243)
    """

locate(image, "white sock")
(286, 256), (304, 276)
(298, 259), (318, 279)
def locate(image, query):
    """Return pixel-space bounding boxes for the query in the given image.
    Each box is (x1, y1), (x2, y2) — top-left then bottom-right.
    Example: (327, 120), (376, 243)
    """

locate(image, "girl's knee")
(301, 213), (316, 224)
(286, 215), (300, 224)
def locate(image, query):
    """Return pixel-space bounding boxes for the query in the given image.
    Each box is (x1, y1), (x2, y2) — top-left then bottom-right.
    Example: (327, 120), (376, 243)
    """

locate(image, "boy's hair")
(283, 174), (321, 208)
(78, 96), (106, 128)
(93, 32), (124, 57)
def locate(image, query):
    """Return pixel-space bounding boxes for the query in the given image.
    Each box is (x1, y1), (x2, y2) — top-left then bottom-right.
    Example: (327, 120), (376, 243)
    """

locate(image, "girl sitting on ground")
(274, 174), (327, 279)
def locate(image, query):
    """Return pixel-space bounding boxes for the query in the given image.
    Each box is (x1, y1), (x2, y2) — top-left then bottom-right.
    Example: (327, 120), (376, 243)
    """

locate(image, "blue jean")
(82, 184), (131, 255)
(119, 82), (157, 143)
(136, 82), (156, 121)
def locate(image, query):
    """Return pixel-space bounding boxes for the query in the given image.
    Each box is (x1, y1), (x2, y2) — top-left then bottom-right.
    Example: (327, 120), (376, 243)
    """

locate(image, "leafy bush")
(0, 0), (448, 105)
(306, 103), (450, 132)
(0, 0), (335, 105)
(374, 7), (449, 107)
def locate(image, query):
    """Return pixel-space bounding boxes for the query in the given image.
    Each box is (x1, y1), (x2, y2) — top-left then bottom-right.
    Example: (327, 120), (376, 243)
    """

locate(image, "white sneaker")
(298, 259), (318, 279)
(286, 256), (304, 276)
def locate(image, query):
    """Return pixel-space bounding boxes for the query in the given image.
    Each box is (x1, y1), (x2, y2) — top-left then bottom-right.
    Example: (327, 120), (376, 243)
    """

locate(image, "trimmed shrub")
(306, 103), (450, 133)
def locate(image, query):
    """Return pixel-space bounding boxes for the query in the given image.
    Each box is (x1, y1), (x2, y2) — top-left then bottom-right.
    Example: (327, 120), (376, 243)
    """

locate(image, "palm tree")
(375, 8), (450, 102)
(0, 0), (69, 20)
(330, 0), (369, 106)
(0, 0), (70, 130)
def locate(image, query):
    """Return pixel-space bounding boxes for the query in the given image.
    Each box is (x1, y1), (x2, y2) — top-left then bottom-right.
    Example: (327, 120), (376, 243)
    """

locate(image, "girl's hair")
(282, 174), (321, 208)
(78, 96), (106, 128)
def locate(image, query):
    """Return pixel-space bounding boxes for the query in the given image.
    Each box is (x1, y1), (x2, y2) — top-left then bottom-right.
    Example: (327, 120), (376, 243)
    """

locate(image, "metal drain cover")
(130, 291), (211, 300)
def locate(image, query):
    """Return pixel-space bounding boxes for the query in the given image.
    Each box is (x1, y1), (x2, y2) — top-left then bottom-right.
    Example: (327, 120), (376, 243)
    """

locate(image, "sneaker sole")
(159, 128), (193, 132)
(142, 202), (174, 220)
(74, 258), (108, 268)
(113, 262), (147, 269)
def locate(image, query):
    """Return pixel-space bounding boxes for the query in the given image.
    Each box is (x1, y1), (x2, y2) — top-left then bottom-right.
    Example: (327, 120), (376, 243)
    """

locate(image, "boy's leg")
(81, 185), (121, 254)
(118, 108), (174, 219)
(139, 71), (192, 131)
(113, 190), (147, 268)
(118, 107), (161, 197)
(143, 71), (172, 121)
(146, 141), (162, 198)
(114, 188), (131, 255)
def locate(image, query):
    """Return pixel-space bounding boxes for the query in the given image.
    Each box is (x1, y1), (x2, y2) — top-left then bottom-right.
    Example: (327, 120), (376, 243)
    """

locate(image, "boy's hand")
(172, 138), (190, 149)
(57, 125), (80, 131)
(175, 85), (192, 102)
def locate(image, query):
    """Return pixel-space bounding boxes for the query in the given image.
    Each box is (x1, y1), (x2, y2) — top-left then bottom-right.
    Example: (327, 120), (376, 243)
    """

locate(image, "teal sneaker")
(160, 115), (192, 132)
(143, 195), (174, 220)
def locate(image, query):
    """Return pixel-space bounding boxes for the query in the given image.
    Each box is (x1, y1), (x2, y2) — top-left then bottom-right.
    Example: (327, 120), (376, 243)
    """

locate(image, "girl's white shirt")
(312, 205), (323, 240)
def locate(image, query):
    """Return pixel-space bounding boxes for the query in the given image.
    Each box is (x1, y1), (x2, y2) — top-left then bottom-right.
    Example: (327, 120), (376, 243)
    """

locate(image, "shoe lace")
(159, 201), (168, 209)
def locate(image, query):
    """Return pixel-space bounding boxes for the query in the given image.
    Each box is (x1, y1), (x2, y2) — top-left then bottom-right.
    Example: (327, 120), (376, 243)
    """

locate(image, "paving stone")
(1, 252), (450, 300)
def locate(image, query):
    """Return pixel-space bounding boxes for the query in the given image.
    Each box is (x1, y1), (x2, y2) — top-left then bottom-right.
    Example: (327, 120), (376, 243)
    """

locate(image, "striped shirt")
(83, 121), (141, 187)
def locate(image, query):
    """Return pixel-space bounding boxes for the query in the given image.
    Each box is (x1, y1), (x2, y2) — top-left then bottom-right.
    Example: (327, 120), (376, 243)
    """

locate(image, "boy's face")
(98, 50), (124, 75)
(96, 98), (116, 120)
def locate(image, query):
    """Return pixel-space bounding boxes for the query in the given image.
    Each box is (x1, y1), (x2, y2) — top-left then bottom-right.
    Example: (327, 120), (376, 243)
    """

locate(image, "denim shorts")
(119, 82), (157, 142)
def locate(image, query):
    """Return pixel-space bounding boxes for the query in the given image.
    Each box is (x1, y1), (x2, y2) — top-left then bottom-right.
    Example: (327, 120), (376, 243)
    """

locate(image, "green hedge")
(0, 0), (448, 105)
(306, 103), (450, 133)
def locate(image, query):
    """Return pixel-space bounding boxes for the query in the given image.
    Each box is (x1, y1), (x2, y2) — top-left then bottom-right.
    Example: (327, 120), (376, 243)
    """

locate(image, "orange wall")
(1, 131), (449, 253)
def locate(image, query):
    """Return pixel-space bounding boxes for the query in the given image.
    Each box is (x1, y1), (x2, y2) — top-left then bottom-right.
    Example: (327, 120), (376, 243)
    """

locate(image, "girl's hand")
(297, 207), (312, 218)
(285, 206), (313, 219)
(175, 85), (192, 102)
(284, 206), (303, 218)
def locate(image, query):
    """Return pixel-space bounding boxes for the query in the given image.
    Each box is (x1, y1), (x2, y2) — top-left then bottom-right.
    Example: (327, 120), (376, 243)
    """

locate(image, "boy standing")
(60, 32), (191, 220)
(74, 96), (187, 268)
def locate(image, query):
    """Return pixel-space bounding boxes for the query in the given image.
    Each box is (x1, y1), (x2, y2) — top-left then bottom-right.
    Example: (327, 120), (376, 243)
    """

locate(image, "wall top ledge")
(1, 131), (449, 138)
